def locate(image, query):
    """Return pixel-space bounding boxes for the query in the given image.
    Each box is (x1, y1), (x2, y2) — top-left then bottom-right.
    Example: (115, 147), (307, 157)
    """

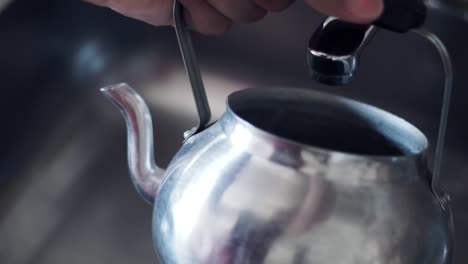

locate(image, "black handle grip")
(374, 0), (427, 33)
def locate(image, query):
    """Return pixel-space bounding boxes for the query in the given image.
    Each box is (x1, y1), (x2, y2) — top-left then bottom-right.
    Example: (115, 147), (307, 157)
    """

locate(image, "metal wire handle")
(173, 0), (212, 139)
(172, 2), (454, 203)
(412, 28), (453, 209)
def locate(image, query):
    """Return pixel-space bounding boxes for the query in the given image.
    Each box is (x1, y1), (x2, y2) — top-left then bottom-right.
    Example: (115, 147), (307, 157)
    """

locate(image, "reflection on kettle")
(101, 84), (452, 264)
(99, 0), (457, 263)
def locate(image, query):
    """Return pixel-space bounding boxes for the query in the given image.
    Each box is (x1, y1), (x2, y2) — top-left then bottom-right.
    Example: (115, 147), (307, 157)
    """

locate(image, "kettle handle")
(173, 0), (212, 139)
(171, 0), (453, 210)
(358, 0), (454, 206)
(412, 29), (453, 210)
(376, 0), (453, 199)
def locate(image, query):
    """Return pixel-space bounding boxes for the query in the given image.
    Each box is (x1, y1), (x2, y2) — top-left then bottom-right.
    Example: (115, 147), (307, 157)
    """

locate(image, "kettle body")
(102, 84), (452, 264)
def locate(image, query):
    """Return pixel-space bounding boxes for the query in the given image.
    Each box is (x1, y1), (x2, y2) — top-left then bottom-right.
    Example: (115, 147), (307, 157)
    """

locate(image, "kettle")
(101, 0), (455, 263)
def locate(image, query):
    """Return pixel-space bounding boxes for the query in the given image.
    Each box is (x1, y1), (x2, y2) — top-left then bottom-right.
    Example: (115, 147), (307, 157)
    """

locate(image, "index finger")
(85, 0), (174, 26)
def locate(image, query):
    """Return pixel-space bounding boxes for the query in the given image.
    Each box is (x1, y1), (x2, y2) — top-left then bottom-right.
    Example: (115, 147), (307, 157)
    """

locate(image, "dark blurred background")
(0, 0), (467, 263)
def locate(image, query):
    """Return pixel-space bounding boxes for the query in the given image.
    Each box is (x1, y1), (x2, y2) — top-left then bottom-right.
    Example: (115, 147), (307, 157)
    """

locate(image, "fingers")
(205, 0), (294, 23)
(304, 0), (383, 23)
(180, 0), (233, 35)
(85, 0), (174, 26)
(175, 0), (294, 34)
(207, 0), (267, 23)
(84, 0), (296, 36)
(253, 0), (294, 12)
(85, 0), (383, 35)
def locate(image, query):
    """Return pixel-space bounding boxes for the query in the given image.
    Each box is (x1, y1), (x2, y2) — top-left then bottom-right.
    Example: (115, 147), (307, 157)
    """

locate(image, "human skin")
(85, 0), (383, 34)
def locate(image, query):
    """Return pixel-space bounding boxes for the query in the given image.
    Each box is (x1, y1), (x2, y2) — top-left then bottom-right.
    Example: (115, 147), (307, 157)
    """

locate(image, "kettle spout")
(101, 83), (164, 204)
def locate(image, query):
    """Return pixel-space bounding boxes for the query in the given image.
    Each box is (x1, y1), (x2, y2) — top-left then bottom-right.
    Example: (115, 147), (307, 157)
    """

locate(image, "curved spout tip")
(100, 82), (164, 204)
(100, 83), (136, 105)
(100, 83), (135, 110)
(100, 83), (129, 93)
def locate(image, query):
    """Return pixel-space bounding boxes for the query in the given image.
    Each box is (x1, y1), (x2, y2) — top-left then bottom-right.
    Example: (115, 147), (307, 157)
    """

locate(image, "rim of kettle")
(222, 87), (429, 160)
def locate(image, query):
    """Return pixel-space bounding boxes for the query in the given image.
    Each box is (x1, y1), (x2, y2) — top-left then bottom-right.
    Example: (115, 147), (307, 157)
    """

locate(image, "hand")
(85, 0), (383, 35)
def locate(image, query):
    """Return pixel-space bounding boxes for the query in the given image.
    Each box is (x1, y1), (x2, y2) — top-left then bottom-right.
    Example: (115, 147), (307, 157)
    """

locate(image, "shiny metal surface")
(2, 1), (468, 264)
(307, 17), (376, 85)
(101, 84), (164, 204)
(173, 0), (211, 136)
(413, 28), (453, 206)
(308, 17), (454, 207)
(103, 84), (452, 263)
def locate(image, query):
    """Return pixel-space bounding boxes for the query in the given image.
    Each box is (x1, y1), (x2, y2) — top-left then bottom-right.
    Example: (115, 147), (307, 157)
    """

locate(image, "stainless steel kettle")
(100, 0), (455, 263)
(101, 82), (453, 263)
